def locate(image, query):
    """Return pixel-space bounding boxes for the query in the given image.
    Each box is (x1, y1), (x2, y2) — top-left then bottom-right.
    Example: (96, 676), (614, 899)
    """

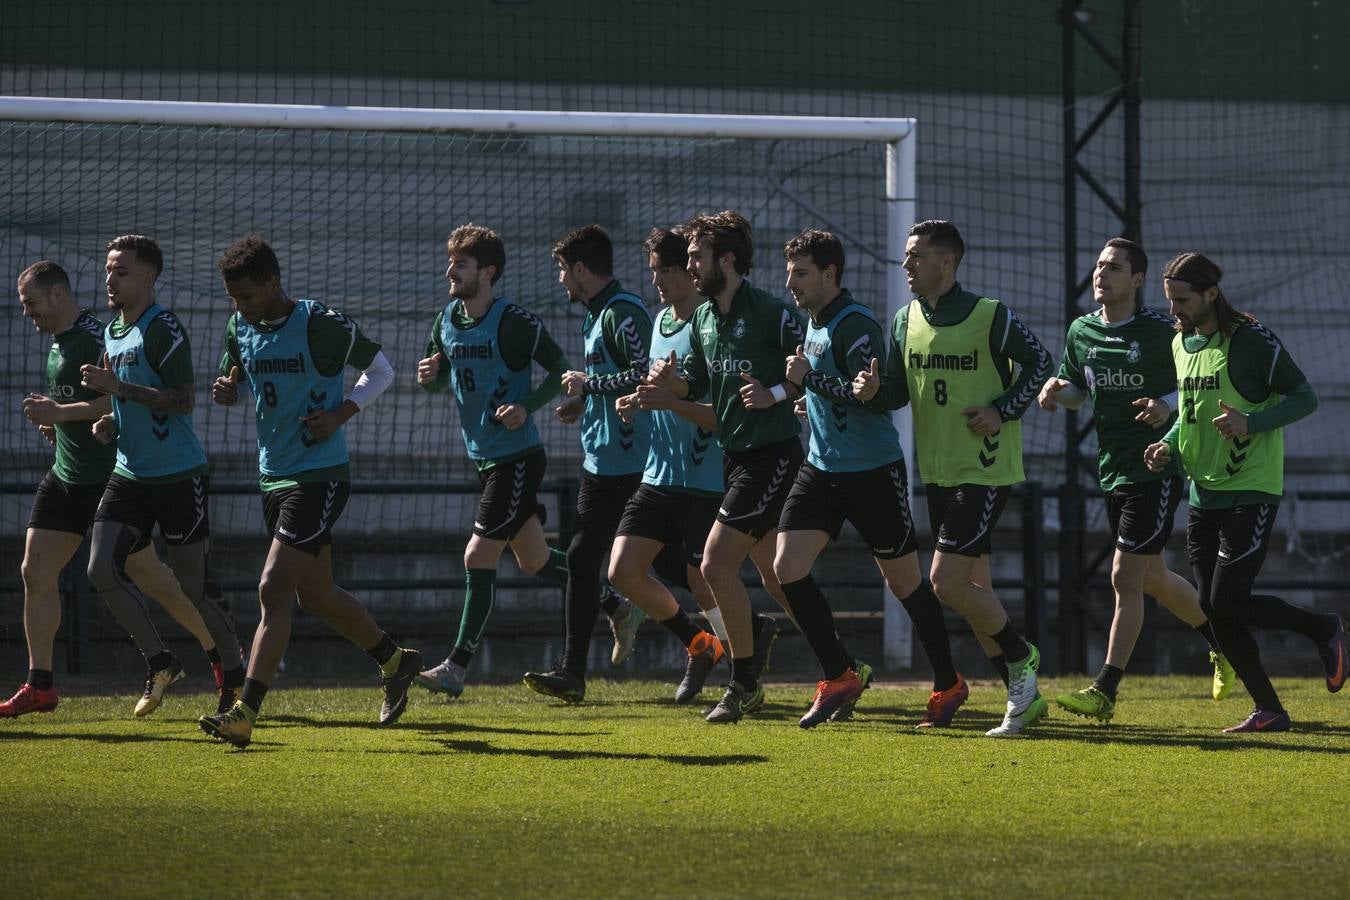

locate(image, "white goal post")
(0, 95), (918, 668)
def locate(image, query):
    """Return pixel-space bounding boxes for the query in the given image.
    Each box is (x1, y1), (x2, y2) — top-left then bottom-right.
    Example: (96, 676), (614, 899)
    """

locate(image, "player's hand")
(634, 383), (676, 411)
(793, 396), (808, 420)
(1132, 396), (1171, 428)
(852, 358), (880, 401)
(738, 373), (774, 410)
(92, 413), (117, 444)
(496, 402), (527, 430)
(561, 370), (587, 398)
(80, 361), (120, 396)
(416, 352), (445, 386)
(300, 407), (347, 441)
(212, 366), (241, 406)
(38, 423), (56, 446)
(553, 395), (583, 425)
(961, 405), (1003, 436)
(1211, 399), (1249, 439)
(785, 345), (810, 387)
(615, 392), (638, 424)
(1144, 440), (1173, 473)
(22, 393), (62, 426)
(646, 350), (687, 396)
(1038, 377), (1071, 412)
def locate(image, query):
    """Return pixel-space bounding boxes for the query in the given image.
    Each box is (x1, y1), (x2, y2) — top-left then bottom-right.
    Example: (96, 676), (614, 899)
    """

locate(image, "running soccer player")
(413, 224), (595, 700)
(1144, 251), (1345, 733)
(608, 228), (730, 704)
(777, 229), (966, 729)
(198, 235), (419, 748)
(1039, 238), (1234, 721)
(647, 210), (804, 723)
(853, 220), (1051, 737)
(2, 261), (238, 718)
(77, 236), (246, 719)
(523, 224), (650, 703)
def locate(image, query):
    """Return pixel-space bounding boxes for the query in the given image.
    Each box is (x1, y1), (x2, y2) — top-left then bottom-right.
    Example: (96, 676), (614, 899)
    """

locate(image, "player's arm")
(991, 305), (1052, 421)
(857, 309), (910, 411)
(212, 315), (250, 406)
(1222, 326), (1318, 437)
(418, 310), (451, 394)
(797, 312), (883, 412)
(496, 305), (570, 415)
(303, 307), (393, 439)
(653, 332), (701, 401)
(631, 380), (717, 430)
(82, 314), (194, 414)
(576, 302), (650, 396)
(1040, 323), (1088, 412)
(22, 392), (111, 425)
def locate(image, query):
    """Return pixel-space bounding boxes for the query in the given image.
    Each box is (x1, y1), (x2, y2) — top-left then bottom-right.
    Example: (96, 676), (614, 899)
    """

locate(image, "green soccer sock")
(535, 548), (569, 589)
(452, 568), (498, 663)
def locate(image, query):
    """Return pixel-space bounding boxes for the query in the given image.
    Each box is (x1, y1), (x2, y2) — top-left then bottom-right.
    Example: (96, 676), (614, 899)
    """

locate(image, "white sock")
(703, 607), (730, 645)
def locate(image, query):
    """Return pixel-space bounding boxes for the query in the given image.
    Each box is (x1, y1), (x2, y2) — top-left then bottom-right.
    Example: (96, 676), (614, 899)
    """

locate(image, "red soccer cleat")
(916, 674), (970, 729)
(799, 668), (864, 729)
(0, 683), (59, 718)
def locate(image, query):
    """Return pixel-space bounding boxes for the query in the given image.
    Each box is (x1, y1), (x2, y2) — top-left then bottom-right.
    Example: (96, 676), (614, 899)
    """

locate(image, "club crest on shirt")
(1126, 341), (1141, 364)
(733, 319), (747, 338)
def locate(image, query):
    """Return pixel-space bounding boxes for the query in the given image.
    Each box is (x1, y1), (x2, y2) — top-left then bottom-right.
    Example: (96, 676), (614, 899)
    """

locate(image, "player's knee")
(771, 551), (809, 586)
(258, 573), (292, 610)
(929, 564), (962, 601)
(1110, 557), (1146, 598)
(19, 551), (51, 589)
(607, 555), (639, 593)
(85, 546), (121, 594)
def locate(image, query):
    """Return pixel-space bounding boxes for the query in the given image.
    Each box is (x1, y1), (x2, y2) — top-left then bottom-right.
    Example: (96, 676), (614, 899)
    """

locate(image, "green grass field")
(4, 675), (1347, 899)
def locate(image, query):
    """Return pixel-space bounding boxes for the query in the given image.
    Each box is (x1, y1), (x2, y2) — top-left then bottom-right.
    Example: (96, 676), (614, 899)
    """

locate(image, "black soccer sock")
(366, 633), (398, 667)
(599, 585), (623, 618)
(147, 650), (174, 672)
(207, 646), (222, 664)
(779, 576), (851, 681)
(222, 665), (246, 690)
(732, 656), (757, 692)
(1093, 664), (1125, 701)
(1248, 593), (1333, 642)
(1195, 619), (1220, 651)
(240, 678), (269, 714)
(658, 609), (706, 648)
(28, 669), (54, 691)
(990, 622), (1031, 665)
(900, 581), (959, 691)
(536, 548), (570, 589)
(989, 654), (1010, 686)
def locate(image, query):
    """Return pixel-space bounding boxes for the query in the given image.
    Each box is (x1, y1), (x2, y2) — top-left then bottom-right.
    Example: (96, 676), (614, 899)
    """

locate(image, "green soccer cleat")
(1054, 685), (1116, 722)
(608, 599), (647, 666)
(1210, 650), (1236, 701)
(986, 693), (1048, 738)
(199, 699), (256, 749)
(828, 661), (873, 722)
(705, 682), (765, 724)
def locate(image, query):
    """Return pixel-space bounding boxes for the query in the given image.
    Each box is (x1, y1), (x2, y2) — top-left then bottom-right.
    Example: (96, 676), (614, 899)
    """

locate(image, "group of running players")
(5, 214), (1344, 747)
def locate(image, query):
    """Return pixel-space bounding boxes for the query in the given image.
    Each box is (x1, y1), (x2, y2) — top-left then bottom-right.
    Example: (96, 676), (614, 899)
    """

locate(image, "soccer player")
(199, 235), (419, 748)
(853, 220), (1051, 737)
(1039, 238), (1234, 721)
(522, 224), (650, 703)
(1144, 251), (1346, 733)
(413, 224), (591, 700)
(647, 210), (804, 723)
(608, 228), (730, 704)
(77, 236), (246, 718)
(778, 229), (966, 729)
(2, 261), (237, 718)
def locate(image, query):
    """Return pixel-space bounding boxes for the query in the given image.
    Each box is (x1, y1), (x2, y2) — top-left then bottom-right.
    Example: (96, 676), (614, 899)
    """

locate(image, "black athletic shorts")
(1186, 503), (1279, 597)
(474, 449), (548, 541)
(1107, 475), (1183, 555)
(29, 471), (108, 536)
(780, 460), (918, 560)
(617, 483), (720, 566)
(575, 470), (642, 533)
(925, 483), (1010, 558)
(262, 480), (351, 555)
(717, 437), (805, 540)
(94, 472), (210, 546)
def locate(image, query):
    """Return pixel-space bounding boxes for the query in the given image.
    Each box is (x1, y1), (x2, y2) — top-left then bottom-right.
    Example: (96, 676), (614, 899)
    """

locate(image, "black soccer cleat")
(379, 648), (422, 726)
(523, 668), (586, 704)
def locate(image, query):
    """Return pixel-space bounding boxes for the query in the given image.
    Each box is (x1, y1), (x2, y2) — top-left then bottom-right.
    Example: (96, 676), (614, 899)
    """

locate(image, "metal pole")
(882, 133), (917, 670)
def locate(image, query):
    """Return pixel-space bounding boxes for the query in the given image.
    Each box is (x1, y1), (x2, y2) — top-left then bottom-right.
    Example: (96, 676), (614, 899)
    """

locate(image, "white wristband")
(769, 383), (789, 403)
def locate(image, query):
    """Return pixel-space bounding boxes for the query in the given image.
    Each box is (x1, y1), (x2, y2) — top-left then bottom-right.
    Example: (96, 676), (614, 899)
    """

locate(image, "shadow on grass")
(1019, 719), (1350, 754)
(0, 728), (229, 746)
(262, 713), (610, 738)
(431, 736), (769, 766)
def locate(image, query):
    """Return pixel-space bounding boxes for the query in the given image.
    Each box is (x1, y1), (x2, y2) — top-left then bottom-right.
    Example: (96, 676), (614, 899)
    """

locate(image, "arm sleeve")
(865, 308), (911, 411)
(217, 315), (251, 396)
(145, 312), (195, 387)
(501, 307), (570, 414)
(584, 301), (651, 395)
(346, 350), (394, 410)
(1230, 323), (1319, 433)
(309, 305), (380, 377)
(802, 311), (883, 410)
(1056, 322), (1087, 389)
(680, 325), (710, 402)
(992, 305), (1052, 421)
(420, 310), (450, 394)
